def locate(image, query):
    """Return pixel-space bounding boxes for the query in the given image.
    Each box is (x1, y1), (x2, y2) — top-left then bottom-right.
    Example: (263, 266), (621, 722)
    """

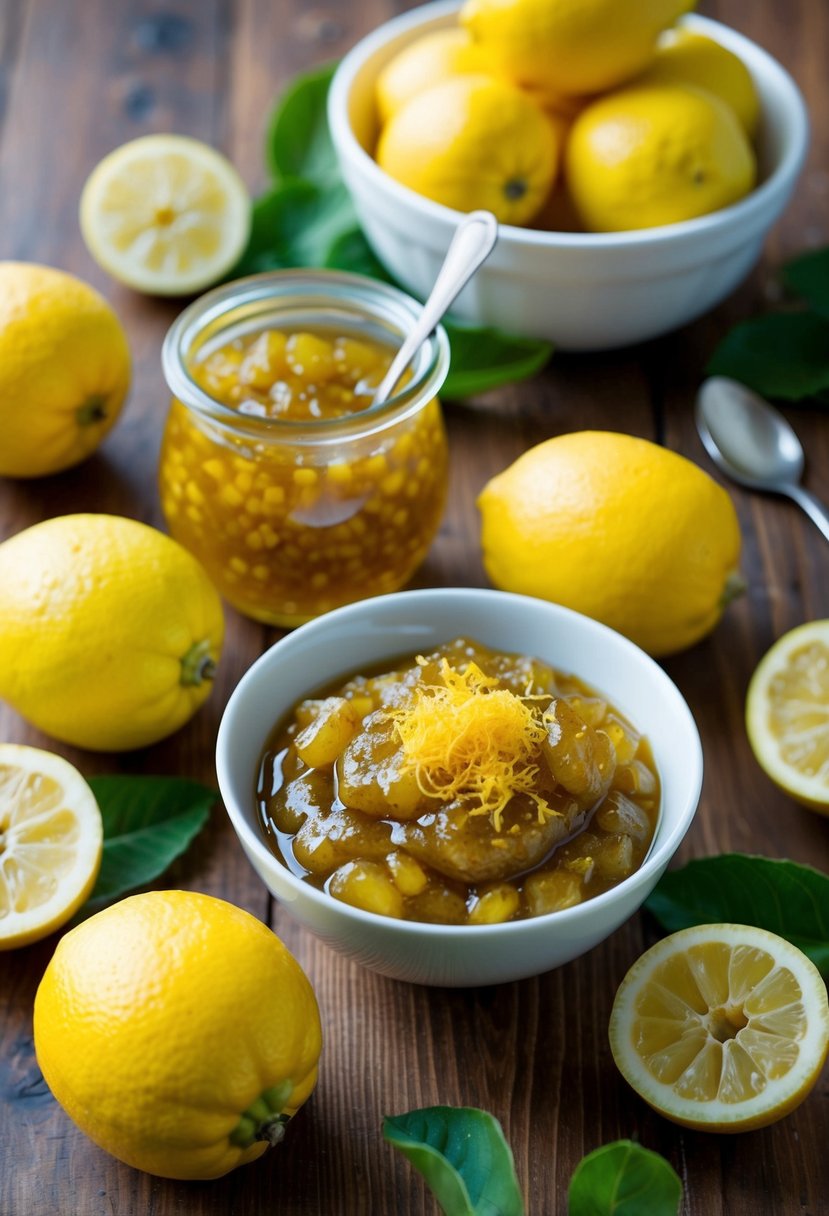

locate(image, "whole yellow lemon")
(639, 28), (760, 135)
(460, 0), (695, 97)
(566, 84), (756, 231)
(477, 431), (743, 656)
(34, 890), (322, 1180)
(375, 28), (495, 124)
(0, 262), (130, 477)
(0, 514), (224, 750)
(376, 74), (559, 225)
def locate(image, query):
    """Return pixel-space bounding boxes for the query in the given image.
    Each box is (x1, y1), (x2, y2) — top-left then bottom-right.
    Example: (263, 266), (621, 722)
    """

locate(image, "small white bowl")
(328, 2), (809, 350)
(216, 589), (703, 987)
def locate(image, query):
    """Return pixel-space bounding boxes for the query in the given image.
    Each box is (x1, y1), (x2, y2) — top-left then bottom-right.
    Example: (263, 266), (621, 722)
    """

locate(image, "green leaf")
(783, 247), (829, 320)
(706, 311), (829, 400)
(384, 1106), (524, 1216)
(645, 854), (829, 976)
(84, 775), (214, 910)
(441, 321), (552, 399)
(324, 226), (394, 282)
(568, 1141), (682, 1216)
(266, 61), (339, 185)
(230, 181), (358, 279)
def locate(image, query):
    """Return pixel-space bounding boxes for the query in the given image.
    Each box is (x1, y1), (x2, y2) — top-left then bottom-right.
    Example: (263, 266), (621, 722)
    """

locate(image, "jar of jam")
(159, 271), (450, 627)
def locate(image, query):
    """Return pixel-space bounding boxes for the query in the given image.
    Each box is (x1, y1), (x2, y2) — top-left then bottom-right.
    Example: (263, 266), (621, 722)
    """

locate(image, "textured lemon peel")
(385, 657), (560, 830)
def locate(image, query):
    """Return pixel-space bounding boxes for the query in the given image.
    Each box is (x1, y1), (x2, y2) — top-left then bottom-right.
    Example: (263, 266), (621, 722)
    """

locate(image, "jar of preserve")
(159, 271), (450, 627)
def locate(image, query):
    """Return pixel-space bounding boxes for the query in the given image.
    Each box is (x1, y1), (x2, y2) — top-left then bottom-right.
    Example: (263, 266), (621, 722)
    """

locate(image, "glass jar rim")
(161, 269), (451, 441)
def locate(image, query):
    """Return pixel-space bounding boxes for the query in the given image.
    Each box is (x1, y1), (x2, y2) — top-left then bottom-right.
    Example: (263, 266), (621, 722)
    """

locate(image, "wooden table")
(1, 1), (828, 1212)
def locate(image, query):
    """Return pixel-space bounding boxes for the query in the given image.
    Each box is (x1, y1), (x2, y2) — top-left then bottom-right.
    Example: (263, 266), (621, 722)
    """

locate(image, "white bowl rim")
(328, 1), (810, 251)
(216, 587), (704, 939)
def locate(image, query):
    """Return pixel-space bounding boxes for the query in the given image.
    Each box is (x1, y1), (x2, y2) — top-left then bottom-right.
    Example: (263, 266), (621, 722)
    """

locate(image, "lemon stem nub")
(721, 570), (747, 607)
(180, 639), (217, 687)
(77, 395), (108, 427)
(230, 1082), (293, 1148)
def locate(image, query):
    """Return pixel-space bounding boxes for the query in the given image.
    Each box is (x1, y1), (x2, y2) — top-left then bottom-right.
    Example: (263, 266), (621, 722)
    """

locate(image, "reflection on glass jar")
(159, 271), (451, 627)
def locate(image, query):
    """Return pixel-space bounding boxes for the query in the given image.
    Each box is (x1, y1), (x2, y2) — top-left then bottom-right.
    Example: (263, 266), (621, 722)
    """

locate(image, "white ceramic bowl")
(217, 589), (703, 987)
(328, 2), (809, 350)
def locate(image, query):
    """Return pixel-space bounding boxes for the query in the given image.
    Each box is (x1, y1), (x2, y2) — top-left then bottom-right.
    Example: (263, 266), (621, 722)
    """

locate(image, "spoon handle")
(373, 210), (498, 406)
(784, 484), (829, 544)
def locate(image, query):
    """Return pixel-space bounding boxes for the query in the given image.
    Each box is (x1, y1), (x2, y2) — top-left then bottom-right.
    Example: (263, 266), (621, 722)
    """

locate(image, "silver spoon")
(696, 375), (829, 542)
(373, 210), (498, 406)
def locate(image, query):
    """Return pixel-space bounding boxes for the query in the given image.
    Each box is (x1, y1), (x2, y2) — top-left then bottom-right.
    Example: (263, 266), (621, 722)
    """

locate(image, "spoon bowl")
(696, 376), (829, 542)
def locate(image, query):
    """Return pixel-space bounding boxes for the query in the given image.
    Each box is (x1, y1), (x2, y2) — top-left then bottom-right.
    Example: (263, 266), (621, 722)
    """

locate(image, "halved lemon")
(746, 620), (829, 813)
(80, 134), (251, 296)
(609, 924), (829, 1132)
(0, 745), (103, 950)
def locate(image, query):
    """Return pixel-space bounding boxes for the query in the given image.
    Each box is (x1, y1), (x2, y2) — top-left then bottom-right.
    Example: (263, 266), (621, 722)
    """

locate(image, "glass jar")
(159, 271), (450, 627)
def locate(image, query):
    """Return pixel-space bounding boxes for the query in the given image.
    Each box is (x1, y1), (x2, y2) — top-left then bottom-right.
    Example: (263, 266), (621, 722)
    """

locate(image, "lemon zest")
(385, 657), (559, 830)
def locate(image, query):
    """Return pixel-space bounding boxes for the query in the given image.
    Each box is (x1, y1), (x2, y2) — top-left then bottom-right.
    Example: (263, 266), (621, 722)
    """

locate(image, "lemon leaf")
(645, 854), (829, 976)
(267, 61), (340, 186)
(782, 248), (829, 321)
(230, 181), (358, 278)
(568, 1141), (682, 1216)
(384, 1106), (524, 1216)
(325, 226), (394, 282)
(440, 321), (551, 400)
(82, 776), (214, 911)
(706, 312), (829, 401)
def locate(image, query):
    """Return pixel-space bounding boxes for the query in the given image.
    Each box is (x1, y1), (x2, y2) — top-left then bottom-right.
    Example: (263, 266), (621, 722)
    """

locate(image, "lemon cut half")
(609, 924), (829, 1132)
(80, 134), (250, 296)
(746, 620), (829, 813)
(0, 745), (103, 950)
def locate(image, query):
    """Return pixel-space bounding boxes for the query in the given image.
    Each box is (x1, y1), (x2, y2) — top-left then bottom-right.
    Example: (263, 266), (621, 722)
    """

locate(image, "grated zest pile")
(386, 657), (559, 830)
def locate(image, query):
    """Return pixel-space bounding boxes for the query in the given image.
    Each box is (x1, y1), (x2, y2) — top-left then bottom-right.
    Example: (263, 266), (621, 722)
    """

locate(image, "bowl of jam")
(216, 587), (703, 986)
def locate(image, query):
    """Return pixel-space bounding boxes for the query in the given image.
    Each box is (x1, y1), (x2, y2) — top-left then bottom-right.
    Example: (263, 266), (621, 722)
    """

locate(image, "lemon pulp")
(0, 745), (102, 949)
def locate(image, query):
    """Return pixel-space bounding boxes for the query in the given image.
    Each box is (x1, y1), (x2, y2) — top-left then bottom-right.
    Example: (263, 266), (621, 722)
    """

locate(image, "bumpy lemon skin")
(460, 0), (696, 97)
(639, 28), (760, 136)
(0, 262), (130, 478)
(477, 431), (742, 657)
(566, 84), (756, 232)
(33, 891), (322, 1180)
(376, 74), (559, 226)
(0, 514), (224, 751)
(375, 28), (496, 124)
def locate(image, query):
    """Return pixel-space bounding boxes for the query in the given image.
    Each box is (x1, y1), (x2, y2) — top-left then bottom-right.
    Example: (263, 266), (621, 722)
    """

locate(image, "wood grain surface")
(1, 1), (827, 1213)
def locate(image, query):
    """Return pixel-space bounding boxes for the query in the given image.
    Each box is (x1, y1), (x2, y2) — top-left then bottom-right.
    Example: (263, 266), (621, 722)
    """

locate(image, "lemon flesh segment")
(746, 621), (829, 812)
(609, 924), (829, 1131)
(0, 745), (103, 950)
(80, 135), (251, 296)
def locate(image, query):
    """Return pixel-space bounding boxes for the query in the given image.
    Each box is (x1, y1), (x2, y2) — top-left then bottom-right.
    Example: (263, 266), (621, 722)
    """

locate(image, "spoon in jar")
(696, 375), (829, 542)
(372, 209), (498, 406)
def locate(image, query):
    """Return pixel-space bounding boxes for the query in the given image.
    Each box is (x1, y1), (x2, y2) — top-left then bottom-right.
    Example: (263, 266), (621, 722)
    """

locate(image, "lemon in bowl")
(328, 2), (809, 349)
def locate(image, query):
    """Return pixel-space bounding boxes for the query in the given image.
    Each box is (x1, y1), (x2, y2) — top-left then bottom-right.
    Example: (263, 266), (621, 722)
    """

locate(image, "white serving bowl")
(328, 2), (809, 350)
(217, 588), (703, 987)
